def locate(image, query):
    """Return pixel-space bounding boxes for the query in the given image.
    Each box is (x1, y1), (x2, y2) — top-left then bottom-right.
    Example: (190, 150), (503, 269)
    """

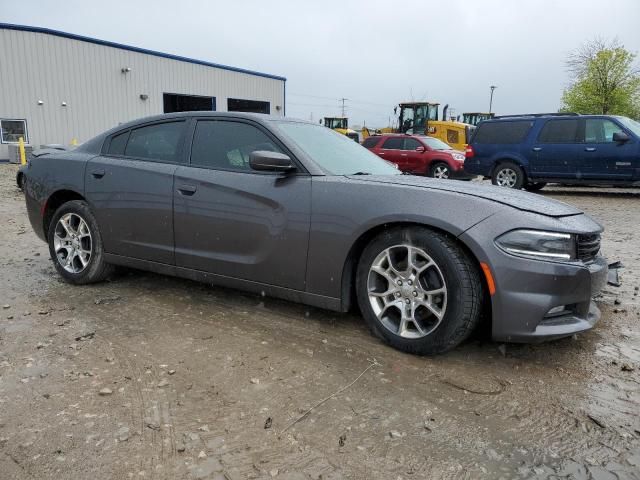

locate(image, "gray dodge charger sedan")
(23, 112), (608, 354)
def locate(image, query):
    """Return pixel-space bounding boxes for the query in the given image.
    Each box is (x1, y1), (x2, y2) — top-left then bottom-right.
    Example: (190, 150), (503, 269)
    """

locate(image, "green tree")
(561, 39), (640, 119)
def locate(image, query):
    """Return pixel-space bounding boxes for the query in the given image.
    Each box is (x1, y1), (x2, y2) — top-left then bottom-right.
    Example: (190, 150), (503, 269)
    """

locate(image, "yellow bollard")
(18, 137), (26, 165)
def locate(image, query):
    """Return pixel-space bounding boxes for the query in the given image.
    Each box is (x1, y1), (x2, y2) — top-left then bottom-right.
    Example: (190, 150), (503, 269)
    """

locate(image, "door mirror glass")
(612, 131), (630, 143)
(415, 145), (425, 153)
(249, 150), (295, 172)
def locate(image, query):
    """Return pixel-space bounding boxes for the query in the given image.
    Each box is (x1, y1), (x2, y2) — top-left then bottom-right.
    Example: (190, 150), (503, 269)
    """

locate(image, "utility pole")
(340, 98), (348, 116)
(489, 85), (497, 114)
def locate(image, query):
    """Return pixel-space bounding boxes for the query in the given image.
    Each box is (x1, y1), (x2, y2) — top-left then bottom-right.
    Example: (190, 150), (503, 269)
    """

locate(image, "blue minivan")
(464, 113), (640, 190)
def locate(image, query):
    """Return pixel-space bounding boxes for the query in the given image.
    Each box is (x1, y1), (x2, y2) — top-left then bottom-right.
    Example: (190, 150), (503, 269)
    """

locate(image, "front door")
(581, 117), (637, 180)
(402, 137), (425, 174)
(173, 118), (311, 290)
(530, 118), (580, 179)
(85, 120), (187, 264)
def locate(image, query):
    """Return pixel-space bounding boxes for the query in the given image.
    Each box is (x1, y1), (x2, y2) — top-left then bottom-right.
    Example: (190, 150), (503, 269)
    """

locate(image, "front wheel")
(47, 200), (113, 284)
(430, 162), (451, 179)
(492, 162), (524, 189)
(356, 227), (483, 355)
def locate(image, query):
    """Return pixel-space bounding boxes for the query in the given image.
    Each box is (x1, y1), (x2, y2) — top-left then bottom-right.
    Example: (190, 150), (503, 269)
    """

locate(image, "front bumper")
(490, 253), (608, 343)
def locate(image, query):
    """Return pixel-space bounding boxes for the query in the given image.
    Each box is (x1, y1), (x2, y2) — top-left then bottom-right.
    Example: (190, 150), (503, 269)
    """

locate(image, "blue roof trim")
(0, 23), (286, 82)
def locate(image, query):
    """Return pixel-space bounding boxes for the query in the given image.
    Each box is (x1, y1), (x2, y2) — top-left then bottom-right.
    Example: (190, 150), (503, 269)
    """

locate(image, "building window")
(1, 119), (28, 144)
(227, 98), (270, 114)
(163, 93), (215, 113)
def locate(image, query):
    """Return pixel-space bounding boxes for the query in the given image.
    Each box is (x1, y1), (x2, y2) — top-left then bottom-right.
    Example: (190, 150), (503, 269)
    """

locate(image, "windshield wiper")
(351, 171), (371, 175)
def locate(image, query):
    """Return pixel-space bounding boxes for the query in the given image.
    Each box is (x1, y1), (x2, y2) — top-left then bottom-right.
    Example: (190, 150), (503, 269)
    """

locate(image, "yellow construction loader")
(322, 117), (360, 142)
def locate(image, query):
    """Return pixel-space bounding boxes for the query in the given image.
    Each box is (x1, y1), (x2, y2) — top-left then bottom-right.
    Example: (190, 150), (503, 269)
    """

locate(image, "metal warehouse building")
(0, 23), (286, 160)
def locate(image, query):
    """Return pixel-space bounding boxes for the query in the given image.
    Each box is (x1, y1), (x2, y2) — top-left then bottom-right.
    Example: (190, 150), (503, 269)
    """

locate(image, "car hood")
(347, 175), (582, 217)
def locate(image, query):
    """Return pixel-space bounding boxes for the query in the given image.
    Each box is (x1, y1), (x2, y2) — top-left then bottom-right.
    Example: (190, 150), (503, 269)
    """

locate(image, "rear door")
(581, 117), (637, 180)
(378, 137), (405, 169)
(173, 118), (311, 290)
(85, 120), (187, 264)
(530, 118), (580, 179)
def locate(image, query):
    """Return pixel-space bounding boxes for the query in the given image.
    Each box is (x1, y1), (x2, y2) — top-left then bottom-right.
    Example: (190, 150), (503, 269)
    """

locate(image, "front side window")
(1, 119), (28, 144)
(382, 137), (403, 150)
(190, 120), (283, 171)
(124, 122), (185, 162)
(615, 116), (640, 136)
(538, 119), (579, 143)
(584, 119), (624, 143)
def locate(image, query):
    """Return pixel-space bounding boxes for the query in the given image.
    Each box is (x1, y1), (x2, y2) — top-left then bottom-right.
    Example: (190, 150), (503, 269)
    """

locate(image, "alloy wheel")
(367, 245), (447, 339)
(433, 165), (450, 179)
(495, 168), (517, 187)
(53, 213), (92, 273)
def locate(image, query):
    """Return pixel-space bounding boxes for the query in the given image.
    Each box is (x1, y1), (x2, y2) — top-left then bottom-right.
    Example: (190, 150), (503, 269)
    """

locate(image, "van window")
(473, 121), (533, 144)
(403, 138), (422, 150)
(538, 119), (579, 143)
(585, 119), (624, 143)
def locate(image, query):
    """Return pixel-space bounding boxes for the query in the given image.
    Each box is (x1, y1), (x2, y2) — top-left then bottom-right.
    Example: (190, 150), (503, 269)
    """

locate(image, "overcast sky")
(4, 0), (639, 127)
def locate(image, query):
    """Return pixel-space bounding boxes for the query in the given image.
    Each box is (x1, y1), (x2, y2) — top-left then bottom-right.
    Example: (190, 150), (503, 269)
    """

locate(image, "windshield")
(274, 121), (400, 175)
(615, 116), (640, 137)
(422, 137), (452, 150)
(325, 118), (348, 129)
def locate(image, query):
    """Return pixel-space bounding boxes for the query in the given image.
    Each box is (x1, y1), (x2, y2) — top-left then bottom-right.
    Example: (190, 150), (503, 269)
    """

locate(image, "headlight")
(452, 153), (465, 161)
(495, 230), (576, 260)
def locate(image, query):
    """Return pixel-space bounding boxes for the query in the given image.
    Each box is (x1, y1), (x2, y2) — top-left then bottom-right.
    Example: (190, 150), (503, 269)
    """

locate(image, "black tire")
(47, 200), (114, 284)
(491, 162), (525, 189)
(524, 182), (547, 192)
(355, 227), (483, 355)
(429, 162), (451, 179)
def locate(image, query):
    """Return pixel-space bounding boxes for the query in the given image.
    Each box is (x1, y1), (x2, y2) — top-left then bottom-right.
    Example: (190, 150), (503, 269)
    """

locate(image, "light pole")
(489, 85), (497, 114)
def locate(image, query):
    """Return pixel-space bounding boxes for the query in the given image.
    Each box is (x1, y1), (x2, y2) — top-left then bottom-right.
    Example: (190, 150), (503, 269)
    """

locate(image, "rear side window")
(107, 131), (129, 155)
(382, 137), (403, 149)
(190, 120), (283, 171)
(538, 119), (579, 143)
(124, 122), (185, 162)
(473, 121), (533, 144)
(362, 137), (380, 148)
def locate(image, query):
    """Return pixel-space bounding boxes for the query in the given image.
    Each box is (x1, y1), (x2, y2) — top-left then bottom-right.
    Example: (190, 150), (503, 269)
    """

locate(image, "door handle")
(90, 169), (106, 179)
(532, 147), (542, 152)
(378, 152), (385, 155)
(585, 147), (596, 152)
(401, 153), (408, 156)
(177, 184), (197, 196)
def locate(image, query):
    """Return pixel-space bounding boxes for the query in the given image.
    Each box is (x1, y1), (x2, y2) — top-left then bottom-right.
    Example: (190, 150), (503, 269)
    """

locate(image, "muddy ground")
(0, 163), (638, 480)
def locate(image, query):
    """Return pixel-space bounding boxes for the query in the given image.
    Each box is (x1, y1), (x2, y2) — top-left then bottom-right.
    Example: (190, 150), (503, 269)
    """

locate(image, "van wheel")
(356, 227), (483, 355)
(492, 162), (524, 189)
(524, 182), (547, 192)
(47, 200), (114, 284)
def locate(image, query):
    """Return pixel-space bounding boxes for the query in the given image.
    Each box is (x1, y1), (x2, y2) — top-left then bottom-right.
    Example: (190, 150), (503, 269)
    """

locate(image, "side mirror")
(613, 131), (630, 143)
(415, 146), (426, 153)
(249, 151), (295, 173)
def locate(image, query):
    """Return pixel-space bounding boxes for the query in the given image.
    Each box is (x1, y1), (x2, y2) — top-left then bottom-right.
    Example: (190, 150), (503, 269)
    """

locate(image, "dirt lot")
(0, 164), (638, 480)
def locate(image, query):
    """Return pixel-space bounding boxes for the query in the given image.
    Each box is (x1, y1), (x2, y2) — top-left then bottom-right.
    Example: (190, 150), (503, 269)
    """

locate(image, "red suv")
(362, 134), (474, 179)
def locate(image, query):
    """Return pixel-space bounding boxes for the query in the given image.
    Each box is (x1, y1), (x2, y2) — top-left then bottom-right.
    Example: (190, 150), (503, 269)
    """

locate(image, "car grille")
(577, 233), (601, 262)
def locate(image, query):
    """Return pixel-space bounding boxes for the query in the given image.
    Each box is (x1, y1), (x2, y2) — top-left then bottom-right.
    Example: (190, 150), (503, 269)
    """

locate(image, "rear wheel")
(429, 162), (451, 179)
(492, 162), (524, 189)
(356, 227), (483, 355)
(47, 200), (113, 284)
(524, 182), (547, 192)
